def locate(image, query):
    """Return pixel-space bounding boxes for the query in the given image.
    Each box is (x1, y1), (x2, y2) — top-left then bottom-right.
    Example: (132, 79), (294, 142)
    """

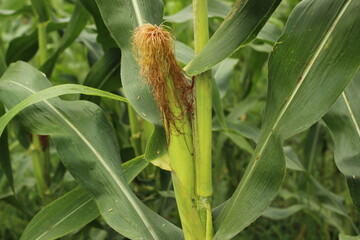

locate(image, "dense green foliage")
(0, 0), (360, 239)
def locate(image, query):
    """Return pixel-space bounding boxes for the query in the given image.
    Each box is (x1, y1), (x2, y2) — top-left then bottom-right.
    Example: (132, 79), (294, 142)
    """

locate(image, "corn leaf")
(5, 22), (67, 64)
(0, 105), (13, 194)
(164, 0), (231, 23)
(339, 234), (360, 240)
(80, 47), (121, 102)
(0, 82), (128, 135)
(20, 156), (148, 240)
(79, 0), (117, 50)
(185, 0), (282, 75)
(30, 0), (50, 22)
(0, 62), (183, 240)
(95, 0), (163, 125)
(0, 50), (13, 194)
(261, 205), (304, 220)
(214, 0), (360, 239)
(323, 70), (360, 211)
(40, 1), (89, 77)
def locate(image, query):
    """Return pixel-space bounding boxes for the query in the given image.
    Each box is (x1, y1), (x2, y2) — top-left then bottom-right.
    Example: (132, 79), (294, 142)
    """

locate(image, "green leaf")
(212, 77), (227, 129)
(262, 205), (304, 220)
(323, 70), (360, 211)
(81, 47), (121, 102)
(175, 41), (194, 65)
(213, 58), (238, 98)
(284, 146), (305, 172)
(79, 0), (117, 50)
(225, 131), (254, 154)
(256, 22), (283, 44)
(20, 156), (148, 240)
(40, 1), (89, 77)
(0, 82), (128, 135)
(214, 0), (360, 239)
(95, 0), (163, 125)
(5, 22), (67, 64)
(0, 62), (182, 239)
(185, 0), (282, 75)
(164, 0), (231, 23)
(30, 0), (50, 22)
(339, 233), (360, 240)
(21, 188), (98, 240)
(0, 50), (13, 194)
(0, 105), (13, 194)
(0, 6), (32, 17)
(145, 126), (171, 171)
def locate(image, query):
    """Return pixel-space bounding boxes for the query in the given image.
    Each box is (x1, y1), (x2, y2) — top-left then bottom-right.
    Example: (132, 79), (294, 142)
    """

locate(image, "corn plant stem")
(31, 135), (50, 200)
(167, 81), (205, 239)
(38, 22), (48, 65)
(193, 0), (213, 237)
(32, 20), (51, 203)
(127, 104), (142, 156)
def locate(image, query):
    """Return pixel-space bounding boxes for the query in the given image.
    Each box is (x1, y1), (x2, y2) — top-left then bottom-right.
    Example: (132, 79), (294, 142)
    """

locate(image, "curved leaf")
(40, 1), (89, 77)
(5, 22), (67, 64)
(21, 187), (98, 240)
(164, 0), (231, 23)
(79, 0), (117, 50)
(145, 126), (171, 171)
(95, 0), (163, 125)
(339, 234), (360, 240)
(0, 105), (13, 193)
(214, 0), (360, 239)
(0, 82), (128, 136)
(323, 69), (360, 211)
(21, 156), (148, 240)
(0, 62), (182, 240)
(81, 47), (121, 101)
(185, 0), (282, 75)
(262, 205), (304, 220)
(0, 50), (13, 194)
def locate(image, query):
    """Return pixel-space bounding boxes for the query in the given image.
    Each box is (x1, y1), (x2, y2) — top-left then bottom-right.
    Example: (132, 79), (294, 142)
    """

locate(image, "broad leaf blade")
(214, 0), (360, 239)
(95, 0), (163, 125)
(21, 187), (98, 240)
(0, 62), (182, 240)
(21, 156), (148, 240)
(264, 0), (360, 138)
(323, 70), (360, 211)
(0, 83), (128, 135)
(185, 0), (282, 75)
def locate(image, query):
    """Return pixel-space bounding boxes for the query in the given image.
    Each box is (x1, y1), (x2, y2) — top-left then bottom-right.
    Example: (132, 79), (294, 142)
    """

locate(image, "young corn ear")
(132, 23), (193, 134)
(132, 24), (206, 239)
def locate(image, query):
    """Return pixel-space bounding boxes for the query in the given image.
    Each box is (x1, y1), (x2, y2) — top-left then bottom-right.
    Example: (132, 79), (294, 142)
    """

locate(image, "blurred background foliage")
(0, 0), (359, 239)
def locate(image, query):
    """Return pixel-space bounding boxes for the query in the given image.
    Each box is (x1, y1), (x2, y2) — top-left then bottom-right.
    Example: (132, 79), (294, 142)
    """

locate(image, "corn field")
(0, 0), (360, 239)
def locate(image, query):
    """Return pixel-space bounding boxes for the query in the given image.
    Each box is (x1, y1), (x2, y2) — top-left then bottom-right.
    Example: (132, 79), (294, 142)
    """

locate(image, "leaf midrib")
(342, 92), (360, 138)
(10, 80), (159, 240)
(34, 198), (93, 240)
(131, 0), (144, 26)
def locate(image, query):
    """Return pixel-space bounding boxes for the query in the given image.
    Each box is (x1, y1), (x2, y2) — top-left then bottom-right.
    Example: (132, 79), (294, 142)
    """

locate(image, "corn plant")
(0, 0), (360, 239)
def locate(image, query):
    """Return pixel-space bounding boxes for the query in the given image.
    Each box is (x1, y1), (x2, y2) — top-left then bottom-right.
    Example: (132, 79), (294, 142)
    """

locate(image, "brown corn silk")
(132, 24), (192, 133)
